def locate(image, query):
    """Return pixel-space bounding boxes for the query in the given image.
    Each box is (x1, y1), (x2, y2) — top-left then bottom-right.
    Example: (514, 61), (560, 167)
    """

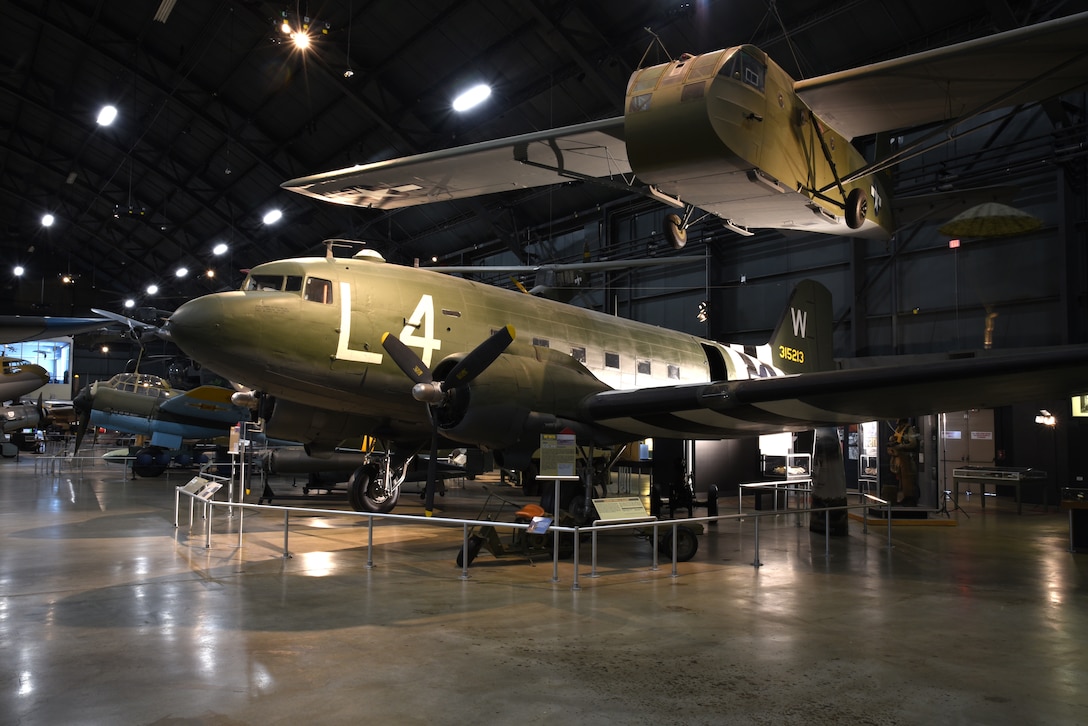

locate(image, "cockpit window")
(244, 274), (285, 292)
(304, 277), (334, 304)
(720, 51), (765, 92)
(285, 276), (303, 292)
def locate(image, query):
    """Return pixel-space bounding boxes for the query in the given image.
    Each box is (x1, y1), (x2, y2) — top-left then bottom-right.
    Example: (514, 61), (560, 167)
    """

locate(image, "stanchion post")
(366, 516), (375, 569)
(460, 523), (470, 580)
(571, 525), (581, 591)
(282, 510), (292, 558)
(751, 514), (763, 568)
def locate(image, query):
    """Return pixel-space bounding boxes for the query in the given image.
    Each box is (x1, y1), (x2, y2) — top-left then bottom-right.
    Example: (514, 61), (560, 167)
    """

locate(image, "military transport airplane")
(164, 248), (1088, 515)
(1, 357), (49, 434)
(281, 13), (1088, 244)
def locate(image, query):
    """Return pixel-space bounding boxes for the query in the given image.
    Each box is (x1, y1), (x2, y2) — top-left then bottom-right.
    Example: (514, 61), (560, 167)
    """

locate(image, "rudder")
(768, 279), (833, 374)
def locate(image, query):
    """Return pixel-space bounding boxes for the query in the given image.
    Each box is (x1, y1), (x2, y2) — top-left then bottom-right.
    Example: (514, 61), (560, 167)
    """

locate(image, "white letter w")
(790, 307), (807, 338)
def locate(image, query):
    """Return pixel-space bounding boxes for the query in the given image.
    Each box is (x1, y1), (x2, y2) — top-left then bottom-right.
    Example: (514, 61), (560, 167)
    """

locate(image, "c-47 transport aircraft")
(165, 249), (1088, 515)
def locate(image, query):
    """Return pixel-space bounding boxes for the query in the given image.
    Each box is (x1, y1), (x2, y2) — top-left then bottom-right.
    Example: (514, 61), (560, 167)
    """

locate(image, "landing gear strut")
(347, 453), (406, 513)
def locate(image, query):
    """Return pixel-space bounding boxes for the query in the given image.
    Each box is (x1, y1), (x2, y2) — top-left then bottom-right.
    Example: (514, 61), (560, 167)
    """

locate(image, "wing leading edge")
(579, 345), (1088, 439)
(281, 117), (629, 209)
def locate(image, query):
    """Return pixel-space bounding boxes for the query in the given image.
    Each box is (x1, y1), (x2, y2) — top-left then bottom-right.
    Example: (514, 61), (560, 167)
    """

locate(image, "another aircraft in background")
(0, 315), (110, 343)
(282, 13), (1088, 244)
(165, 249), (1088, 515)
(72, 372), (250, 477)
(1, 357), (49, 443)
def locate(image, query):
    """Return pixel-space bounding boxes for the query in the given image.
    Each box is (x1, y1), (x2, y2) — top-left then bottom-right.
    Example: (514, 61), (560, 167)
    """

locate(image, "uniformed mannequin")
(887, 417), (921, 506)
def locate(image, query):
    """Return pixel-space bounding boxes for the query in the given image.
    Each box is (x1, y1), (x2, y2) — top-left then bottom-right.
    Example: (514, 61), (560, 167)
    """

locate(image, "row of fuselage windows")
(529, 336), (681, 380)
(245, 275), (686, 381)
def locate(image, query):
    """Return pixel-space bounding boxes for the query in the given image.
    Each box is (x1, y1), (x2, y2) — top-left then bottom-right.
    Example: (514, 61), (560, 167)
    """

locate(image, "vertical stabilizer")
(768, 279), (833, 374)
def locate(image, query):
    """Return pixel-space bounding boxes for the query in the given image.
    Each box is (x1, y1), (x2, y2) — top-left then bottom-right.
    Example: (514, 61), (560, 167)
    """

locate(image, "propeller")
(381, 325), (515, 515)
(72, 385), (94, 453)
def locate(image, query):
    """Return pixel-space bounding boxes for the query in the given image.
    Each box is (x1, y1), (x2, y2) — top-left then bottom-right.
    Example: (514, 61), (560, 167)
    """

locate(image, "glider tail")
(768, 279), (834, 375)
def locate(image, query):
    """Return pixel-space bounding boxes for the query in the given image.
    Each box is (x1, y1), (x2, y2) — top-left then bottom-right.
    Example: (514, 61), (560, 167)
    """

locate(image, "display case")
(858, 454), (879, 498)
(762, 453), (811, 480)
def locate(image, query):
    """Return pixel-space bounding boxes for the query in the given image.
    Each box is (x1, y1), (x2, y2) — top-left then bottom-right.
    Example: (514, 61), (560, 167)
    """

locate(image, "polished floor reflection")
(1, 455), (1085, 725)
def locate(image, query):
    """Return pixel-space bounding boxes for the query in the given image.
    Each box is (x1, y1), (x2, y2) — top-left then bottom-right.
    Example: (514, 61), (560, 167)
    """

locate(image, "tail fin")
(768, 279), (833, 374)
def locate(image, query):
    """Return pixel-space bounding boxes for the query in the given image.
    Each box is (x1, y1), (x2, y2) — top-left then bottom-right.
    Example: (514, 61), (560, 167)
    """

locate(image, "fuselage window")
(668, 364), (680, 380)
(605, 352), (620, 369)
(637, 360), (651, 375)
(303, 277), (334, 304)
(532, 337), (550, 348)
(571, 347), (587, 363)
(285, 276), (303, 292)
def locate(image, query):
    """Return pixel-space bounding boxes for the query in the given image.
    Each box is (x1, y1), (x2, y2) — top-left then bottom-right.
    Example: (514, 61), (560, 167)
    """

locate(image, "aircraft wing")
(0, 315), (110, 343)
(157, 385), (249, 424)
(425, 256), (701, 275)
(579, 345), (1088, 439)
(795, 12), (1088, 140)
(281, 117), (629, 209)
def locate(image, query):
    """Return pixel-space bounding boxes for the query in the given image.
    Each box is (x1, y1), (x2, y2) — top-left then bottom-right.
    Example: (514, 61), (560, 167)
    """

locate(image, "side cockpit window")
(720, 51), (765, 93)
(244, 274), (284, 292)
(303, 277), (334, 304)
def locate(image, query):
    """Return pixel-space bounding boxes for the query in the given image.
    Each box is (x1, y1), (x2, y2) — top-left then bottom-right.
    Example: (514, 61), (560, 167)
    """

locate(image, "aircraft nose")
(167, 295), (225, 355)
(28, 364), (49, 385)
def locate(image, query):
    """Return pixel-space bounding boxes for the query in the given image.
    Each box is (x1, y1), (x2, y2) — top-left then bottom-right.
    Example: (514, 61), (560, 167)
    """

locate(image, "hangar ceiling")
(1, 0), (1085, 316)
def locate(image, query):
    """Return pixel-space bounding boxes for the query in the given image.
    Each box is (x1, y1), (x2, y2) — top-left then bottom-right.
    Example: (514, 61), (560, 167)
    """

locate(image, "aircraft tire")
(132, 447), (167, 478)
(665, 213), (687, 249)
(350, 465), (400, 513)
(845, 188), (868, 229)
(520, 464), (540, 497)
(456, 535), (485, 567)
(658, 526), (699, 562)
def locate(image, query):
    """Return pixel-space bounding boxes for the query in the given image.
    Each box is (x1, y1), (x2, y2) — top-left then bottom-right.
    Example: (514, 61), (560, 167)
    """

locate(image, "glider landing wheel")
(845, 188), (868, 229)
(665, 213), (687, 249)
(658, 526), (699, 562)
(349, 464), (400, 513)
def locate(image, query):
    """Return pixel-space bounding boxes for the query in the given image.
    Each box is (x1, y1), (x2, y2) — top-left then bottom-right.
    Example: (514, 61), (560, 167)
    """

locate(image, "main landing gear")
(347, 453), (408, 513)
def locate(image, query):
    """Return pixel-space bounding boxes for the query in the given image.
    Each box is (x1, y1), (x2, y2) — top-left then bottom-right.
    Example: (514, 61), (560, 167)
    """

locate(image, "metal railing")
(175, 479), (896, 590)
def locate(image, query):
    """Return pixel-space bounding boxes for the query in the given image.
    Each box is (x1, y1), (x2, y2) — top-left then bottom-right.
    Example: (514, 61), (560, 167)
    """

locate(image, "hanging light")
(96, 105), (118, 126)
(262, 209), (283, 225)
(453, 83), (492, 112)
(41, 213), (55, 227)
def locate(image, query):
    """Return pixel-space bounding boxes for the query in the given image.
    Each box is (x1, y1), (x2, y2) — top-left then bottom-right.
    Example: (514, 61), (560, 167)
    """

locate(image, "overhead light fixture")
(146, 284), (159, 295)
(101, 345), (110, 354)
(41, 213), (55, 227)
(124, 299), (135, 309)
(13, 265), (24, 277)
(212, 242), (228, 256)
(291, 31), (311, 50)
(1035, 409), (1056, 427)
(206, 269), (216, 279)
(452, 83), (492, 112)
(97, 105), (118, 126)
(175, 267), (188, 278)
(262, 209), (283, 225)
(60, 273), (76, 285)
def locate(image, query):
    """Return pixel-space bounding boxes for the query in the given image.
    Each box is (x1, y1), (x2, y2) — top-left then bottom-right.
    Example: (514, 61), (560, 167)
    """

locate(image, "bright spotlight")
(175, 267), (188, 278)
(146, 284), (159, 295)
(124, 299), (135, 309)
(206, 269), (216, 279)
(291, 31), (311, 50)
(13, 265), (24, 276)
(453, 83), (491, 112)
(262, 209), (283, 225)
(212, 242), (228, 256)
(41, 213), (55, 227)
(97, 105), (118, 126)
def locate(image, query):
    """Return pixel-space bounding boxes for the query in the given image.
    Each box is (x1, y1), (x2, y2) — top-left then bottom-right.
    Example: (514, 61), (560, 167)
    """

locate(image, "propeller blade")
(72, 387), (93, 453)
(380, 332), (433, 384)
(423, 419), (439, 517)
(34, 393), (48, 430)
(440, 324), (515, 392)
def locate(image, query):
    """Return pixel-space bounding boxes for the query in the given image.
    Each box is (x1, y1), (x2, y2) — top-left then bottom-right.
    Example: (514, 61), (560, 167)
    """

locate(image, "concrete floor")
(1, 454), (1086, 726)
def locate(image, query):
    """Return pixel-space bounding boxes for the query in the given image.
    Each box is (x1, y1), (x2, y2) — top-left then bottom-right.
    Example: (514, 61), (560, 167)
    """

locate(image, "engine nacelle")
(436, 347), (611, 450)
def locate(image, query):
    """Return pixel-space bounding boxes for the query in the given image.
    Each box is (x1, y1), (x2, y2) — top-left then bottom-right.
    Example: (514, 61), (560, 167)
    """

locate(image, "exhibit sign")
(539, 429), (576, 477)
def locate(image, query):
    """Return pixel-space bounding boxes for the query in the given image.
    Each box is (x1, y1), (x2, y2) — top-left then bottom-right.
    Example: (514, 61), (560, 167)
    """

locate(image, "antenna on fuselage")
(323, 238), (369, 260)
